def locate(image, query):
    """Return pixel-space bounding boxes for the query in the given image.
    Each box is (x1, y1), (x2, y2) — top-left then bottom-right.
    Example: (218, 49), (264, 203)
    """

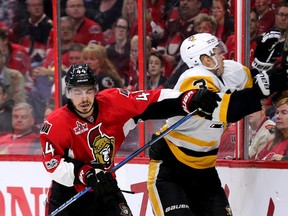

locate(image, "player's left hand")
(182, 89), (221, 117)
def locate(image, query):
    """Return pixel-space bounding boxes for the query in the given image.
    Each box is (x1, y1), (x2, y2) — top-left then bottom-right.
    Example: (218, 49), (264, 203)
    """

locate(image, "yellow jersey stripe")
(179, 76), (219, 92)
(147, 160), (164, 216)
(243, 66), (253, 88)
(166, 139), (217, 169)
(219, 93), (231, 123)
(168, 130), (217, 147)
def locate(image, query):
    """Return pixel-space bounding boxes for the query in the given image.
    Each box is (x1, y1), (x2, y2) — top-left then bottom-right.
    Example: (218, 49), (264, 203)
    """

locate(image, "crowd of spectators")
(0, 0), (288, 158)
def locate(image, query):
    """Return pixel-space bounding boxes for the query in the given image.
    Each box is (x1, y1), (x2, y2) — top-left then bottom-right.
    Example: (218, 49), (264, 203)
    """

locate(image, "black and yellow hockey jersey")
(163, 60), (253, 169)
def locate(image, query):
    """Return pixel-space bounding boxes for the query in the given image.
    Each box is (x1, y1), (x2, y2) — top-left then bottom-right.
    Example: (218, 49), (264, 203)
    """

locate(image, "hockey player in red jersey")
(39, 64), (221, 216)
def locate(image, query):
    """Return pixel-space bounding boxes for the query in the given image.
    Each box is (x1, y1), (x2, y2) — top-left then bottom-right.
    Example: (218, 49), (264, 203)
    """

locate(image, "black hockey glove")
(252, 30), (283, 73)
(254, 67), (288, 97)
(96, 171), (119, 195)
(78, 164), (98, 191)
(182, 89), (221, 118)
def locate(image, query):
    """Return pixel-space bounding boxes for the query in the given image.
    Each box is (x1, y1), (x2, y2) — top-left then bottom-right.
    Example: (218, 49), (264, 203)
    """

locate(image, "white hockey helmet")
(180, 33), (221, 68)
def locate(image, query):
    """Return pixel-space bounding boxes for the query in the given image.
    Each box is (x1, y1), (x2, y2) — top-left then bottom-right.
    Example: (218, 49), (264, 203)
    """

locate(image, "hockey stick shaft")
(110, 108), (198, 173)
(50, 109), (198, 216)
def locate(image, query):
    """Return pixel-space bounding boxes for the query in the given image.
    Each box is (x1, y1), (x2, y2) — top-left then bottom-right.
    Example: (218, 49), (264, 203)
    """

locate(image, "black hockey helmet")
(65, 64), (97, 89)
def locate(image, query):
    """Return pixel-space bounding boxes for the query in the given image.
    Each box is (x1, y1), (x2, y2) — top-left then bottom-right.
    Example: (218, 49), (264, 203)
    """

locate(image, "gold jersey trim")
(166, 139), (217, 169)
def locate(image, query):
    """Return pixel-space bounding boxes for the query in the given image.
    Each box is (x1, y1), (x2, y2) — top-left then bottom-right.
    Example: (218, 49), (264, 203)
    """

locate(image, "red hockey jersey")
(40, 88), (185, 188)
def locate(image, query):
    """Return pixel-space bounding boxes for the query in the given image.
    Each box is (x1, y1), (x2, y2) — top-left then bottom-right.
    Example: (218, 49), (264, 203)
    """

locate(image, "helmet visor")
(215, 41), (227, 56)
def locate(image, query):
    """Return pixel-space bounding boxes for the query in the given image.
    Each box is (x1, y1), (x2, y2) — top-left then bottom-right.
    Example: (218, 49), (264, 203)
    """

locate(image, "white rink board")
(217, 166), (288, 216)
(0, 161), (153, 216)
(1, 161), (288, 216)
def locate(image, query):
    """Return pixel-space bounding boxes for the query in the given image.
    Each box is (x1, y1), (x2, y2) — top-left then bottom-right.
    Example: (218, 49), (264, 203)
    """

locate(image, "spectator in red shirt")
(65, 0), (104, 46)
(248, 100), (275, 159)
(255, 0), (276, 35)
(256, 94), (288, 160)
(34, 16), (78, 78)
(0, 28), (31, 78)
(225, 9), (259, 65)
(147, 0), (166, 47)
(0, 102), (40, 155)
(194, 13), (217, 35)
(47, 16), (77, 53)
(211, 0), (234, 43)
(161, 0), (206, 67)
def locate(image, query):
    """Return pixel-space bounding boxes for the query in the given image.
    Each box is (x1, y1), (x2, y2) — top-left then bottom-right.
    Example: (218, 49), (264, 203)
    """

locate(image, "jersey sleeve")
(174, 67), (221, 93)
(222, 60), (254, 89)
(40, 109), (77, 187)
(98, 88), (187, 122)
(212, 88), (262, 123)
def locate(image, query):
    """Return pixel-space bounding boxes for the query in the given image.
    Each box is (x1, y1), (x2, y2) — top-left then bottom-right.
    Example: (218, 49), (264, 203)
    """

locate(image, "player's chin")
(77, 105), (92, 113)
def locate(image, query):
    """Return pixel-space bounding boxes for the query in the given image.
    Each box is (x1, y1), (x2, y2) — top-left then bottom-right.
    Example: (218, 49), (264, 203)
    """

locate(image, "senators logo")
(88, 123), (115, 169)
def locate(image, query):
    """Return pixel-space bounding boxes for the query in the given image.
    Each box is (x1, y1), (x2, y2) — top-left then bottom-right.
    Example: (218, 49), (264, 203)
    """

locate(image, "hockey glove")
(254, 67), (288, 97)
(96, 171), (119, 195)
(252, 30), (282, 73)
(78, 164), (98, 191)
(182, 89), (221, 117)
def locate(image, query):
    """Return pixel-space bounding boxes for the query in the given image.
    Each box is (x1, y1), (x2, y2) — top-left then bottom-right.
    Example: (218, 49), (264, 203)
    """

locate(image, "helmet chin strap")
(202, 55), (221, 76)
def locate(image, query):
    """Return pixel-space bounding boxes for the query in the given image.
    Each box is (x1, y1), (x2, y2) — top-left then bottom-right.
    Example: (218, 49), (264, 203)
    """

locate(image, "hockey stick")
(50, 109), (199, 216)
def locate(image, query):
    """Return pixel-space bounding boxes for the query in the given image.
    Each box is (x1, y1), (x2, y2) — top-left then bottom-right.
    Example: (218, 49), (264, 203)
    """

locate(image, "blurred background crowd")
(0, 0), (288, 161)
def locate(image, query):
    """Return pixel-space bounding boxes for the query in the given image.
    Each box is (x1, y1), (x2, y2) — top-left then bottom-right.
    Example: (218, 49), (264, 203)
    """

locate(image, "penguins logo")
(88, 123), (115, 168)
